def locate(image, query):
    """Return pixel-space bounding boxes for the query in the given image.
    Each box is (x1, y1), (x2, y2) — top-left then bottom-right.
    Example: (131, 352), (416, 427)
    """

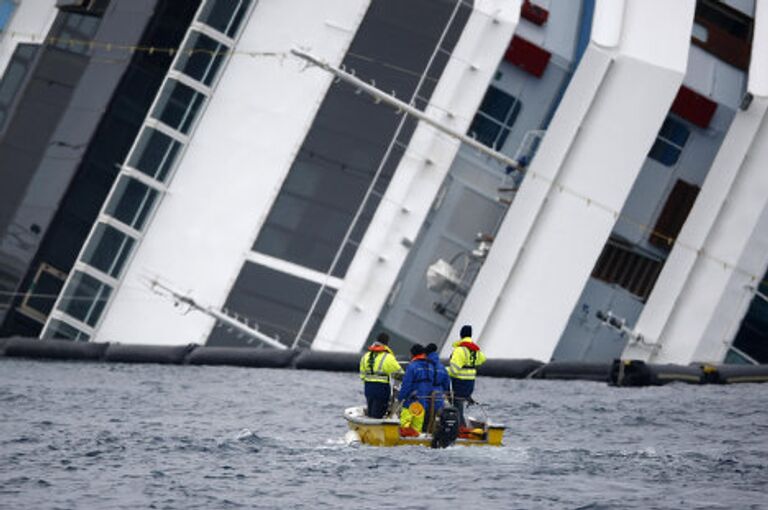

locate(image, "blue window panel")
(648, 140), (682, 166)
(658, 116), (690, 146)
(477, 86), (516, 123)
(468, 114), (502, 148)
(648, 115), (689, 167)
(468, 86), (521, 150)
(0, 0), (17, 33)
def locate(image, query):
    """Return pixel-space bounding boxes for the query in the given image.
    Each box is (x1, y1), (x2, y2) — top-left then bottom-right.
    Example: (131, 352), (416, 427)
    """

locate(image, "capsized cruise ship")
(0, 0), (766, 366)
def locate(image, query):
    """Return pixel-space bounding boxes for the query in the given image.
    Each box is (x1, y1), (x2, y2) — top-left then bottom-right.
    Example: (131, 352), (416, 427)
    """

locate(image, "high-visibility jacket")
(359, 343), (403, 383)
(400, 401), (425, 433)
(448, 338), (486, 380)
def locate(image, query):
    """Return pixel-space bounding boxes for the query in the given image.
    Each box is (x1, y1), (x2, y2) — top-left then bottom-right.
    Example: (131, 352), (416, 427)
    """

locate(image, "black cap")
(410, 344), (425, 357)
(376, 332), (390, 345)
(460, 325), (472, 338)
(425, 343), (438, 354)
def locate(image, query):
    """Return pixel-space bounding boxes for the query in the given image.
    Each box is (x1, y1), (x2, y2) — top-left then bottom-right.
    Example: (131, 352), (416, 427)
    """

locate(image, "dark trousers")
(451, 378), (475, 426)
(364, 382), (391, 418)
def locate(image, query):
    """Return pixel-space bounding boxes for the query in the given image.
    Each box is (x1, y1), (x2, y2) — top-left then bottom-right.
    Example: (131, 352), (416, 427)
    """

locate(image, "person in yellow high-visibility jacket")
(448, 325), (486, 426)
(359, 333), (403, 418)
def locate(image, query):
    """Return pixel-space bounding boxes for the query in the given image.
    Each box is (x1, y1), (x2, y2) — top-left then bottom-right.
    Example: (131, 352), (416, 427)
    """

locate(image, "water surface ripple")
(1, 359), (766, 509)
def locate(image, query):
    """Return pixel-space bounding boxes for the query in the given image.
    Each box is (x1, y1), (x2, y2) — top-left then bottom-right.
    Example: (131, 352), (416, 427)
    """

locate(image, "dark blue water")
(1, 358), (767, 509)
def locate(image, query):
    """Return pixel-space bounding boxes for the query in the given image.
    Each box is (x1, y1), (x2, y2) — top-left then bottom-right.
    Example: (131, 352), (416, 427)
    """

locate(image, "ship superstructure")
(0, 0), (765, 365)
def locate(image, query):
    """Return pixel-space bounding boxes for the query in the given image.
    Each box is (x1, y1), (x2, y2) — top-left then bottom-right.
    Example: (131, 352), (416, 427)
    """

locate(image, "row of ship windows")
(45, 0), (253, 340)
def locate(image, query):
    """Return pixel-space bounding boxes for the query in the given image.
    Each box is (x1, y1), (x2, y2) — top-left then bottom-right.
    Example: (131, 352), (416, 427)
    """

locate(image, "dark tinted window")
(0, 44), (38, 132)
(468, 86), (521, 150)
(105, 176), (159, 231)
(151, 79), (205, 134)
(649, 179), (700, 250)
(128, 127), (181, 182)
(731, 268), (768, 363)
(51, 12), (101, 55)
(82, 222), (136, 278)
(174, 31), (227, 86)
(58, 271), (112, 327)
(207, 262), (336, 349)
(198, 0), (251, 38)
(253, 0), (471, 277)
(648, 116), (690, 167)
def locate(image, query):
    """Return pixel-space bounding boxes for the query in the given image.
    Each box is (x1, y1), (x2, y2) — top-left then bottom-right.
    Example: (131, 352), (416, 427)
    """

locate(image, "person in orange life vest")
(359, 332), (403, 418)
(448, 325), (486, 426)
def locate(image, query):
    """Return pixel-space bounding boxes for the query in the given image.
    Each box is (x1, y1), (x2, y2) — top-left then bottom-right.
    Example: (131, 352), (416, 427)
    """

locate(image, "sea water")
(1, 358), (767, 509)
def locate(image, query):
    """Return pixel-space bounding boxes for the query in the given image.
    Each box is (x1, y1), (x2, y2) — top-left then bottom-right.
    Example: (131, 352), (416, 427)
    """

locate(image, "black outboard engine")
(431, 406), (460, 449)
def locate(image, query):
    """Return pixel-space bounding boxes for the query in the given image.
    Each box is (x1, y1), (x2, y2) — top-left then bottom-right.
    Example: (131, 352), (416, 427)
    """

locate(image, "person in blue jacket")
(425, 343), (450, 390)
(398, 343), (451, 433)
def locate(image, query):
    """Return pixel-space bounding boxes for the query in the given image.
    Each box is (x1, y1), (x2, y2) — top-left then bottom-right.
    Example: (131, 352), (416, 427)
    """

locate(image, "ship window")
(105, 176), (159, 231)
(648, 116), (689, 166)
(198, 0), (251, 38)
(151, 79), (205, 134)
(592, 238), (663, 302)
(57, 271), (112, 327)
(51, 11), (101, 55)
(649, 179), (700, 250)
(0, 0), (17, 33)
(128, 127), (181, 182)
(43, 319), (90, 342)
(174, 31), (228, 86)
(206, 261), (336, 349)
(82, 223), (136, 278)
(0, 43), (38, 132)
(731, 270), (768, 364)
(468, 86), (521, 150)
(692, 0), (752, 70)
(19, 263), (67, 323)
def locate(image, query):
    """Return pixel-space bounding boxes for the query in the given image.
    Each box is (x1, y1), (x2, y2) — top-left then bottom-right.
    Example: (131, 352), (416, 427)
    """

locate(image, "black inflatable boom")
(1, 338), (766, 385)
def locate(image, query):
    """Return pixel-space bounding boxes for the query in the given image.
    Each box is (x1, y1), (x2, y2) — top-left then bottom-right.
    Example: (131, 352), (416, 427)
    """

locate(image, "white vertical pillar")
(624, 5), (768, 363)
(448, 0), (695, 361)
(591, 0), (625, 48)
(749, 0), (768, 97)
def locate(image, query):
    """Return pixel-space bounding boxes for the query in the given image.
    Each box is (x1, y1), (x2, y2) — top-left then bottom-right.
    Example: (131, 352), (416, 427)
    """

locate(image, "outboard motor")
(431, 406), (460, 449)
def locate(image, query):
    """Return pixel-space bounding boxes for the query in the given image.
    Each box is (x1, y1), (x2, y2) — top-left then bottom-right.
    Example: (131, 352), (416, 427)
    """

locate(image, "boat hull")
(344, 406), (504, 447)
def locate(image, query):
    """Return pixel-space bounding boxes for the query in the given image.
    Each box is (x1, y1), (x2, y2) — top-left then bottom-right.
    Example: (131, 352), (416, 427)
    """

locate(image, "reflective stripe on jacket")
(359, 343), (403, 383)
(448, 338), (486, 380)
